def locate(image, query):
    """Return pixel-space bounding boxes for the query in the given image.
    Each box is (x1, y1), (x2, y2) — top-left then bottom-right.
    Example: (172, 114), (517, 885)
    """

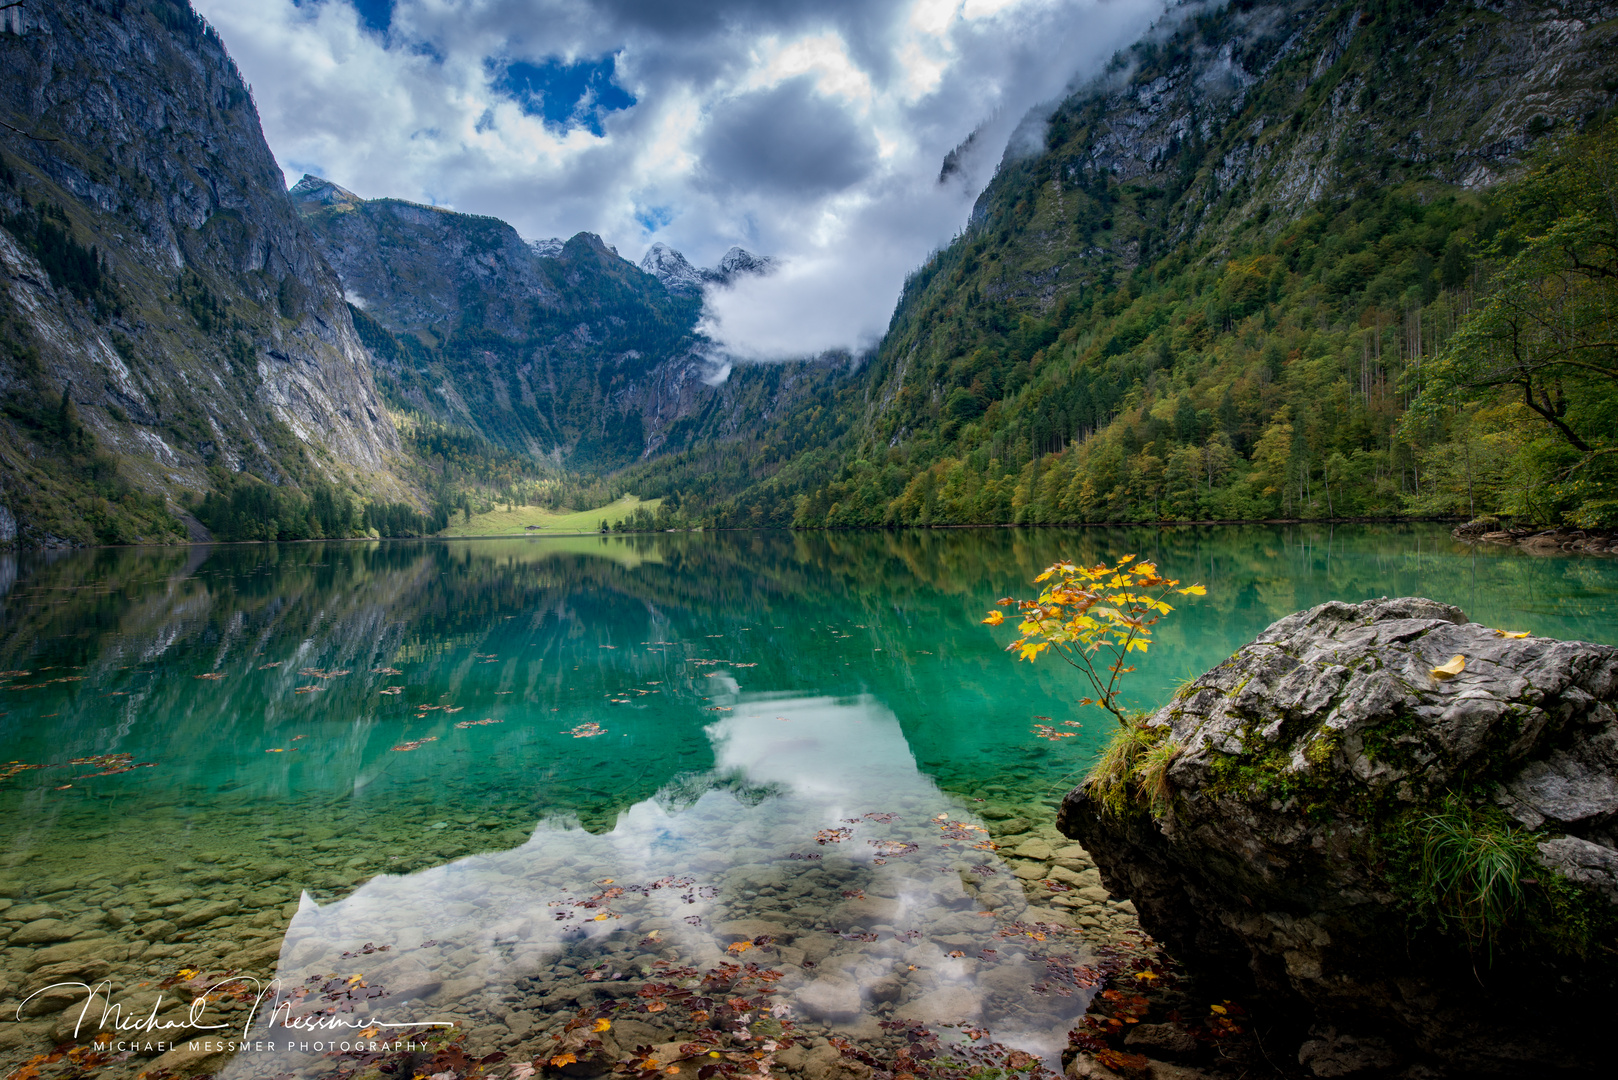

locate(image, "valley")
(2, 0), (1616, 547)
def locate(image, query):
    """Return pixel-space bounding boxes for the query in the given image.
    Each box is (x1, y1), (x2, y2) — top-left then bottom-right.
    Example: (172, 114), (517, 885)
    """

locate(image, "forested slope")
(753, 0), (1618, 530)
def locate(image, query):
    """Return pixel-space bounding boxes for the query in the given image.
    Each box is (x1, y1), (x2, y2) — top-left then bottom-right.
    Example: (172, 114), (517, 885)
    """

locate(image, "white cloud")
(197, 0), (1166, 358)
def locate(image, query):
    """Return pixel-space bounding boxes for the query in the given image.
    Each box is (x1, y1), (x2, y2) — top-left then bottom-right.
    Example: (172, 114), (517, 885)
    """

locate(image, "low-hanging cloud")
(195, 0), (1169, 361)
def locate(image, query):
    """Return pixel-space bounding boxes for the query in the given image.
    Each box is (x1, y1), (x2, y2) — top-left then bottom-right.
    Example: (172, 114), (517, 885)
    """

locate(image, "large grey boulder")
(1058, 597), (1618, 1078)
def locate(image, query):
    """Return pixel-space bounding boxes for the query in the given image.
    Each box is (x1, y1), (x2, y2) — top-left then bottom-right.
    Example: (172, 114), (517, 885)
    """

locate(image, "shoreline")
(5, 516), (1468, 553)
(1452, 522), (1618, 555)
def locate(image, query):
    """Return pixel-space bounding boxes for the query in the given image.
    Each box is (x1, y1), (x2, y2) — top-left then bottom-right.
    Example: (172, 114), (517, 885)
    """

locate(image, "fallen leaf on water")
(567, 722), (606, 738)
(1431, 655), (1466, 679)
(1033, 724), (1078, 740)
(258, 662), (283, 669)
(291, 735), (306, 741)
(293, 686), (321, 694)
(68, 753), (156, 777)
(379, 687), (403, 696)
(195, 673), (226, 681)
(372, 667), (402, 675)
(391, 737), (439, 752)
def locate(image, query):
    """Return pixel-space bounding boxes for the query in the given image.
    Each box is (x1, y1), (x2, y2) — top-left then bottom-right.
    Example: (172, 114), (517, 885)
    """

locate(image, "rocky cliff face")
(0, 0), (402, 545)
(1057, 0), (1618, 245)
(1058, 597), (1618, 1077)
(293, 176), (816, 470)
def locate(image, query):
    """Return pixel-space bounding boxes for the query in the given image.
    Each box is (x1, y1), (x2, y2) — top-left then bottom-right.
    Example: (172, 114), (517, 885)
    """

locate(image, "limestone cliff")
(293, 176), (831, 471)
(0, 0), (402, 546)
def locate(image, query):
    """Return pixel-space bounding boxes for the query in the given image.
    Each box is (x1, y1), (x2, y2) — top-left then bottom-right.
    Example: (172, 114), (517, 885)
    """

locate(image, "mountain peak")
(639, 242), (775, 294)
(640, 242), (706, 294)
(717, 246), (775, 280)
(289, 174), (362, 210)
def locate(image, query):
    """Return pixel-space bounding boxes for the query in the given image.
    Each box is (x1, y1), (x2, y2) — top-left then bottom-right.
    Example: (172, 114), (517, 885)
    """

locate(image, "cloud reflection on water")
(231, 690), (1093, 1076)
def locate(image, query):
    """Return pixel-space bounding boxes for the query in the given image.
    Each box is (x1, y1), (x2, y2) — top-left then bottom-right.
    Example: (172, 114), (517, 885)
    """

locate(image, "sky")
(195, 0), (1168, 360)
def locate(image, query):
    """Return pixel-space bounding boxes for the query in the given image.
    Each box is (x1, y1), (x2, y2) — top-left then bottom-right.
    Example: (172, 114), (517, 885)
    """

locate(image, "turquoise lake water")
(2, 525), (1616, 1077)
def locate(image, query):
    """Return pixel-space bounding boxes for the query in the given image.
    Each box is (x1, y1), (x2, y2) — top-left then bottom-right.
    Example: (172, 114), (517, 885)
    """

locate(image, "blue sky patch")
(489, 53), (636, 137)
(350, 0), (393, 35)
(635, 205), (675, 234)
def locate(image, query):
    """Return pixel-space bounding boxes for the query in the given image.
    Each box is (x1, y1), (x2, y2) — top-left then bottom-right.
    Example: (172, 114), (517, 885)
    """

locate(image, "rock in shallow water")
(1058, 597), (1618, 1078)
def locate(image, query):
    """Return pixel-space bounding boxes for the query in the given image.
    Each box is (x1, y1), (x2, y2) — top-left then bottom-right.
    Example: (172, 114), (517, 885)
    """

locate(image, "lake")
(2, 525), (1615, 1078)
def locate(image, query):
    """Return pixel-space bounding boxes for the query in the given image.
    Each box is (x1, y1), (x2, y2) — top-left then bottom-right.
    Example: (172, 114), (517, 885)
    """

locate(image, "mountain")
(754, 0), (1618, 530)
(0, 0), (403, 546)
(292, 177), (827, 472)
(639, 242), (776, 296)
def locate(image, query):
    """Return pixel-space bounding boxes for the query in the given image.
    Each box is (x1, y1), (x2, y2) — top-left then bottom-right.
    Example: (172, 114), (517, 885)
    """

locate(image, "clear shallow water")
(2, 525), (1618, 1076)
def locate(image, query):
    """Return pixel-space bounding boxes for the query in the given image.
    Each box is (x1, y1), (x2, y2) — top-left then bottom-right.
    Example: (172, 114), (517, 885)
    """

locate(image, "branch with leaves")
(984, 555), (1204, 726)
(1409, 121), (1618, 467)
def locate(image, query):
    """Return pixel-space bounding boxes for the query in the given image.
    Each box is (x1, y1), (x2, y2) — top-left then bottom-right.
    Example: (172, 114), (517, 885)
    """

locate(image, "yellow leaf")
(981, 610), (1005, 626)
(593, 1018), (612, 1032)
(1178, 584), (1207, 596)
(1497, 630), (1530, 638)
(178, 968), (200, 980)
(1431, 655), (1466, 679)
(593, 912), (610, 921)
(551, 1053), (578, 1068)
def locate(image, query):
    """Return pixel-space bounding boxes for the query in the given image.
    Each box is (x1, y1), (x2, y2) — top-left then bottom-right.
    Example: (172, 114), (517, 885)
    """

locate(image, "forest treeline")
(777, 119), (1618, 531)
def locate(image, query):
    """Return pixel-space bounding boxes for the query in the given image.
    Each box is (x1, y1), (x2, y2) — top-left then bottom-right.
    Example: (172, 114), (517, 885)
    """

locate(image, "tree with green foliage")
(1410, 120), (1618, 525)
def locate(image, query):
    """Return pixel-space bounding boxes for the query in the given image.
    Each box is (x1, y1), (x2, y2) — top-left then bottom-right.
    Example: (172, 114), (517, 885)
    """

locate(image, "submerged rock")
(1058, 597), (1618, 1077)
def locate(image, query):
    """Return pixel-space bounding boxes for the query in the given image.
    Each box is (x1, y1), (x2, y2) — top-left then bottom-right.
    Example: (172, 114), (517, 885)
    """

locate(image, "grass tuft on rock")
(1086, 719), (1179, 817)
(1407, 798), (1536, 957)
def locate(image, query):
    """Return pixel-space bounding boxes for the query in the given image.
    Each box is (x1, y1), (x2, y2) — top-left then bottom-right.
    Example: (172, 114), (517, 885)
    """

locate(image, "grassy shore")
(436, 495), (662, 538)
